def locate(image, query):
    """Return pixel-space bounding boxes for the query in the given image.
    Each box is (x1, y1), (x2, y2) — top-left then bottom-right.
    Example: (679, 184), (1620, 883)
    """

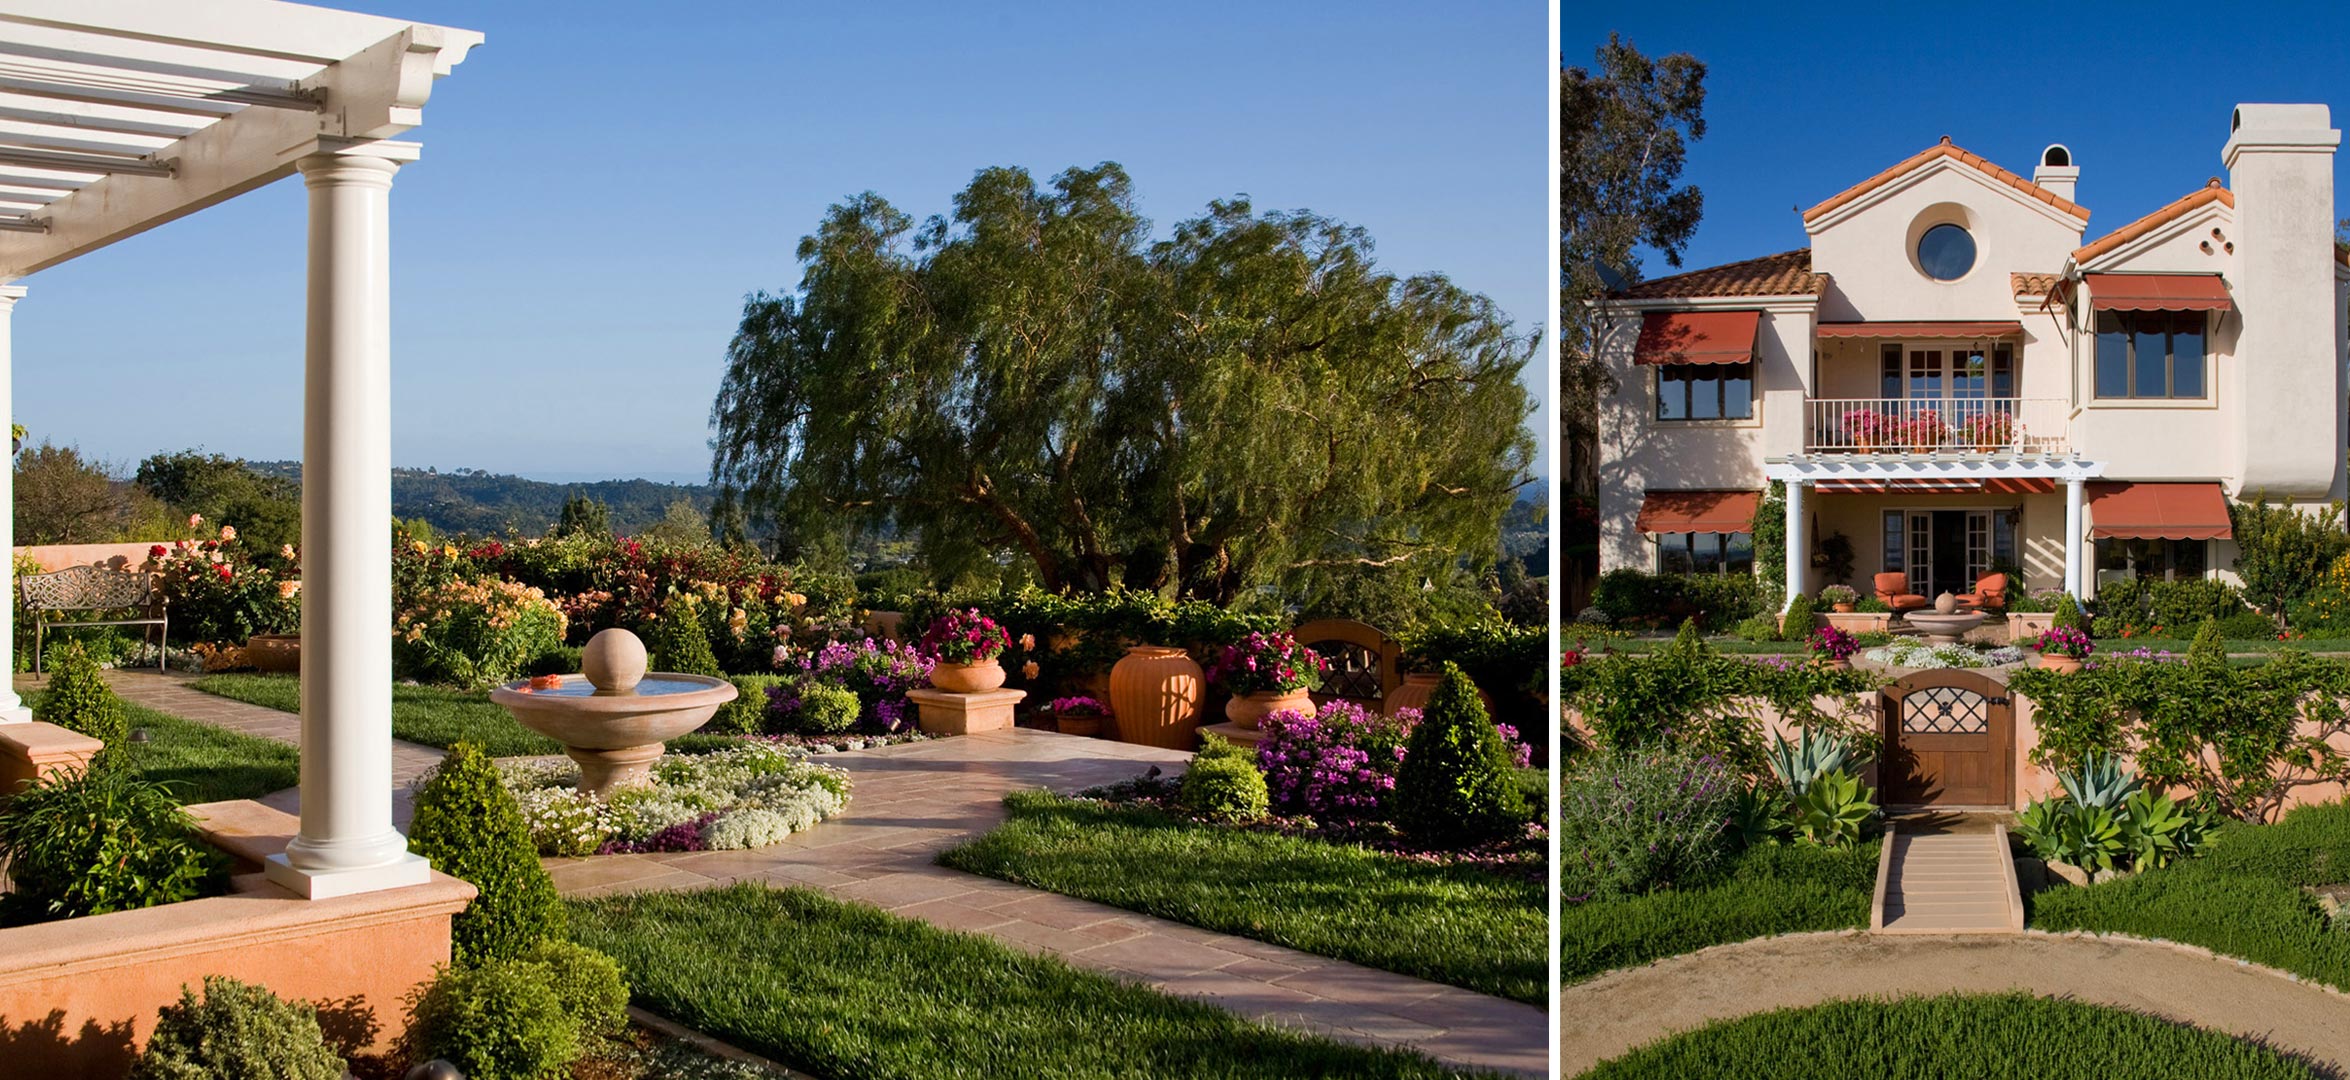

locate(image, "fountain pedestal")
(565, 743), (666, 799)
(906, 687), (1025, 735)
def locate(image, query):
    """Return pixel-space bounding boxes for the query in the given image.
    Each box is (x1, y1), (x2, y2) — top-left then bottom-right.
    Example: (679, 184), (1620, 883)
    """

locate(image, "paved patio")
(44, 670), (1548, 1077)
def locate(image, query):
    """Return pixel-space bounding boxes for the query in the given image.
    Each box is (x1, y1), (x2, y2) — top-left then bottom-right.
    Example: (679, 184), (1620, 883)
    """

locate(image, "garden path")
(1874, 818), (2020, 933)
(57, 671), (1549, 1079)
(1557, 931), (2350, 1076)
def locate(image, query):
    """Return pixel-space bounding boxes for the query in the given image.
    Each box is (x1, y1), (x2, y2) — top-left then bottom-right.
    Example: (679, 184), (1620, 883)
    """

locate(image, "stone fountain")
(488, 628), (737, 797)
(1902, 592), (1988, 647)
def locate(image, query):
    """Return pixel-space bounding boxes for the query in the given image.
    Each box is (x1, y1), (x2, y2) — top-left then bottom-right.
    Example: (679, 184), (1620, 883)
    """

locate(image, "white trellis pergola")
(0, 0), (481, 899)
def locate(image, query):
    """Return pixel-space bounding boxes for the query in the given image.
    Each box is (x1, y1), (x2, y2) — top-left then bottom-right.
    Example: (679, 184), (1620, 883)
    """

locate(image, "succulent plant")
(2058, 750), (2142, 810)
(1765, 728), (1858, 796)
(1789, 769), (1875, 848)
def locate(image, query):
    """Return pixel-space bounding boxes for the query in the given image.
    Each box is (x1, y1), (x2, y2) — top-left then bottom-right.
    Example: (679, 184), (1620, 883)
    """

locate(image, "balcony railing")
(1804, 397), (2070, 456)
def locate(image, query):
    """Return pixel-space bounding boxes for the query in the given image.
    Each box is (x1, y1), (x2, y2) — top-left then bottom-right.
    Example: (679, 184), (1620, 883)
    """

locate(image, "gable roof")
(1803, 137), (2092, 226)
(2072, 180), (2233, 264)
(1611, 249), (1828, 300)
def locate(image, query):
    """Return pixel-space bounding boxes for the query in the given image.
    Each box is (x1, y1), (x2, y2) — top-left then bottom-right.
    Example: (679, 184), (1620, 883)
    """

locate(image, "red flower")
(215, 564), (234, 581)
(148, 544), (167, 559)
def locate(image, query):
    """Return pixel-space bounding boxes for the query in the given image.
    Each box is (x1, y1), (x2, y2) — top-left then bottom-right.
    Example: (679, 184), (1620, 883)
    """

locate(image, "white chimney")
(2033, 144), (2077, 203)
(2225, 103), (2343, 499)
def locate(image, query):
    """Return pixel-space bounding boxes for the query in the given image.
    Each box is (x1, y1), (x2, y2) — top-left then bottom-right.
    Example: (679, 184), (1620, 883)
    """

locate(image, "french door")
(1904, 509), (1992, 598)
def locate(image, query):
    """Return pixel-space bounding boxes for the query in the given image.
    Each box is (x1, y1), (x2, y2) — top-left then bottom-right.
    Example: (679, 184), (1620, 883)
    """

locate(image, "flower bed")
(470, 744), (853, 857)
(1861, 639), (2024, 669)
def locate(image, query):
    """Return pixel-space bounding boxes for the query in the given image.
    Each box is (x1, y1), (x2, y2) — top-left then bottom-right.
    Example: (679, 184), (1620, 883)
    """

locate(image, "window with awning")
(1636, 490), (1762, 534)
(1633, 311), (1760, 365)
(2087, 482), (2233, 539)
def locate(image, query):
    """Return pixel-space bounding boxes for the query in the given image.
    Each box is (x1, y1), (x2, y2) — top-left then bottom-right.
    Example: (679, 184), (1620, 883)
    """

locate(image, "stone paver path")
(62, 671), (1548, 1077)
(1559, 931), (2350, 1076)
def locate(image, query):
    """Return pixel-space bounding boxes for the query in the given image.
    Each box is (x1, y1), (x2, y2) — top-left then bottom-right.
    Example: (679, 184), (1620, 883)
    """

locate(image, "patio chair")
(1873, 572), (1928, 615)
(1958, 572), (2009, 612)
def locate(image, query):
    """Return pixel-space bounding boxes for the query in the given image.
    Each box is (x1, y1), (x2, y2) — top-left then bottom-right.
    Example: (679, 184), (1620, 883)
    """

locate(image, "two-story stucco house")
(1596, 104), (2350, 609)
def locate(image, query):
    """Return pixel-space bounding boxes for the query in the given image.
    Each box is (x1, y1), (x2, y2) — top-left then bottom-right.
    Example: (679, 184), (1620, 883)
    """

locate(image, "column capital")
(294, 139), (420, 188)
(0, 285), (25, 311)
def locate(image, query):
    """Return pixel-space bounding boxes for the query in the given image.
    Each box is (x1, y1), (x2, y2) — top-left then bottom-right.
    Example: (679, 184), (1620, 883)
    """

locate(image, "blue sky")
(18, 1), (1548, 485)
(1565, 0), (2350, 284)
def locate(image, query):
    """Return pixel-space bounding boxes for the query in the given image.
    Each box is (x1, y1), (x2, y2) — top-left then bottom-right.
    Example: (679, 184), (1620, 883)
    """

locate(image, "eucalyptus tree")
(711, 163), (1534, 606)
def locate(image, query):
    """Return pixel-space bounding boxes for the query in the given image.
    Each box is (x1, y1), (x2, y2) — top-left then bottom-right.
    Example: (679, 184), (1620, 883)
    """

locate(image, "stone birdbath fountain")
(1903, 592), (1988, 647)
(488, 628), (737, 797)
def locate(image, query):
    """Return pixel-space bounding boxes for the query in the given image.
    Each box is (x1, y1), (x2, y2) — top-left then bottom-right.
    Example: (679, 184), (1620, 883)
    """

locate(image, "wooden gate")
(1292, 618), (1401, 713)
(1881, 669), (2013, 808)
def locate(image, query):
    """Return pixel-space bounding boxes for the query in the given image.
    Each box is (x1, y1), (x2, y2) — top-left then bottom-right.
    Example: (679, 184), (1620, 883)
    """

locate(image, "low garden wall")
(13, 541), (169, 574)
(0, 801), (473, 1074)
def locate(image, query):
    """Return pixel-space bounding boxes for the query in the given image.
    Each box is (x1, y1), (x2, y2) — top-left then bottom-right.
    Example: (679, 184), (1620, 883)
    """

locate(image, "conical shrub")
(408, 741), (564, 963)
(1395, 663), (1528, 847)
(644, 594), (721, 676)
(40, 640), (127, 768)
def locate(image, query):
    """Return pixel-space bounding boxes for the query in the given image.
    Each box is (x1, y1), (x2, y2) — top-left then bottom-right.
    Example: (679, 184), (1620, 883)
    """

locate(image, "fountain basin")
(489, 672), (736, 797)
(1903, 611), (1988, 646)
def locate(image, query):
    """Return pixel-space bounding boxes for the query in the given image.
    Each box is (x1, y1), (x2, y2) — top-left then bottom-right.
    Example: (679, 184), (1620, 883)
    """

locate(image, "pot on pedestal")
(1224, 688), (1315, 731)
(930, 658), (1006, 693)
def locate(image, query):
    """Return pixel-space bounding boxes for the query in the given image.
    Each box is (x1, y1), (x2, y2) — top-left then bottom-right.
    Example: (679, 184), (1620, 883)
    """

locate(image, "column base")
(0, 704), (35, 725)
(265, 849), (432, 900)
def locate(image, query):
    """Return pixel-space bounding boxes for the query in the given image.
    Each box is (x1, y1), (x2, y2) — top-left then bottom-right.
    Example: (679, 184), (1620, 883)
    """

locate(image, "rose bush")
(393, 576), (568, 687)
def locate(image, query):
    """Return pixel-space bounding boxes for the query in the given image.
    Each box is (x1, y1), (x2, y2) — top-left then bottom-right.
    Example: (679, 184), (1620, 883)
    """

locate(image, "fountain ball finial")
(582, 628), (647, 693)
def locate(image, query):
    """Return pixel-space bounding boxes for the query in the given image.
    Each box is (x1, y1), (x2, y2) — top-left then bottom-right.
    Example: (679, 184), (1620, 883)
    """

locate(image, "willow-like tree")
(711, 163), (1534, 606)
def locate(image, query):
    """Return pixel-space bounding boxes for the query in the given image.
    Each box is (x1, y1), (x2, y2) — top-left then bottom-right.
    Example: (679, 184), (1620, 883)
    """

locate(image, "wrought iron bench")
(19, 564), (168, 673)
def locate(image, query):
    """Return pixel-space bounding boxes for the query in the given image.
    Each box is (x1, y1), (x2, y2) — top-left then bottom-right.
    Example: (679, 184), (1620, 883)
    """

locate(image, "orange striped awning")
(2085, 273), (2232, 312)
(1636, 490), (1761, 534)
(1815, 321), (2023, 339)
(1633, 310), (1760, 366)
(2088, 482), (2233, 540)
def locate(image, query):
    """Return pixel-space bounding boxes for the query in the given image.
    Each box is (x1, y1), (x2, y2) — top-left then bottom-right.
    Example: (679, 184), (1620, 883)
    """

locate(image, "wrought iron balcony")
(1804, 398), (2071, 456)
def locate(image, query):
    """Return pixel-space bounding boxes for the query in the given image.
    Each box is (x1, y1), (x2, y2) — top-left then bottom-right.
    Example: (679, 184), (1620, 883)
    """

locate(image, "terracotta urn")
(1822, 656), (1852, 671)
(245, 633), (300, 673)
(2035, 652), (2083, 673)
(1384, 671), (1441, 716)
(930, 658), (1006, 694)
(1055, 711), (1104, 737)
(1107, 645), (1204, 750)
(1225, 688), (1315, 731)
(1833, 603), (1856, 614)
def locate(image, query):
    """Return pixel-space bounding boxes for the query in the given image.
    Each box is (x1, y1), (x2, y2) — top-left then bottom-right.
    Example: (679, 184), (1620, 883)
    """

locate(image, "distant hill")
(248, 461), (715, 537)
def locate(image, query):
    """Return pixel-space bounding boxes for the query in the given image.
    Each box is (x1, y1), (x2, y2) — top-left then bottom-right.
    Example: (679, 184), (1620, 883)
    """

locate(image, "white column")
(1784, 480), (1807, 613)
(0, 286), (24, 724)
(2063, 477), (2086, 599)
(265, 146), (430, 900)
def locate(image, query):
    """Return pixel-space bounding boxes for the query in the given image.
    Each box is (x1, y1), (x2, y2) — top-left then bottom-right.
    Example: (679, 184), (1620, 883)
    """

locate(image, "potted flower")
(1962, 411), (2018, 452)
(920, 608), (1012, 693)
(1840, 408), (1885, 451)
(1906, 409), (1945, 452)
(1048, 695), (1109, 738)
(1809, 626), (1859, 670)
(1208, 630), (1326, 730)
(1820, 584), (1860, 613)
(2032, 626), (2093, 673)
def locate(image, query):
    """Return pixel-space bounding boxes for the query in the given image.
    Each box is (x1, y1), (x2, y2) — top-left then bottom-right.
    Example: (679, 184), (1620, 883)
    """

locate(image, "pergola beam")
(0, 218), (44, 233)
(0, 1), (481, 72)
(0, 144), (166, 177)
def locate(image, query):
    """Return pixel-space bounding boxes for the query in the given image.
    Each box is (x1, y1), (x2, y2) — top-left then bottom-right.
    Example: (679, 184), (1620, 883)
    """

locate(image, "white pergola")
(0, 1), (481, 899)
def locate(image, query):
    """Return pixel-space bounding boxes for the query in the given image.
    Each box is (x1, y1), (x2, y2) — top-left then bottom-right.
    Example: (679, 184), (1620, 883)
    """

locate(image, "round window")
(1917, 223), (1976, 281)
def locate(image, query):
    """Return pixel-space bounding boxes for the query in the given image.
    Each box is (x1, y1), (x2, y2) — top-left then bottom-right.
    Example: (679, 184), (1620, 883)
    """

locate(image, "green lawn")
(1580, 992), (2319, 1079)
(569, 884), (1497, 1080)
(2028, 801), (2350, 990)
(1588, 636), (2350, 656)
(937, 791), (1544, 1003)
(1559, 841), (1879, 986)
(189, 673), (563, 757)
(108, 701), (301, 805)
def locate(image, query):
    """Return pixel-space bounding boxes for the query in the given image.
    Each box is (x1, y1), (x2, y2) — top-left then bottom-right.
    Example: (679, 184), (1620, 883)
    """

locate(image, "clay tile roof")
(1611, 248), (1827, 300)
(2011, 272), (2060, 298)
(1803, 137), (2091, 225)
(2072, 180), (2234, 264)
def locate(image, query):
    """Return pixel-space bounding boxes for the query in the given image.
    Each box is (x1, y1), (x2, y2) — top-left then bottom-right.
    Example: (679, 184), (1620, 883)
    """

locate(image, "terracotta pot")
(1822, 656), (1852, 671)
(244, 634), (299, 674)
(1224, 688), (1315, 731)
(1385, 671), (1441, 716)
(2034, 652), (2083, 673)
(1833, 603), (1856, 614)
(1054, 713), (1103, 737)
(1107, 645), (1204, 750)
(930, 659), (1006, 693)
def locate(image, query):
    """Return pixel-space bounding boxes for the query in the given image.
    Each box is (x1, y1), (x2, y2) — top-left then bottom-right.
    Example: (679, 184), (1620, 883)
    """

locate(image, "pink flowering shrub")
(770, 638), (934, 732)
(1255, 702), (1416, 822)
(921, 608), (1012, 664)
(1208, 631), (1326, 695)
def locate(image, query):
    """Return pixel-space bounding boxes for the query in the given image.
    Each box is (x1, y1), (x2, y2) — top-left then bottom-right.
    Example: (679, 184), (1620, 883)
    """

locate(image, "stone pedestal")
(0, 721), (102, 801)
(1195, 721), (1266, 751)
(906, 688), (1025, 736)
(567, 743), (664, 798)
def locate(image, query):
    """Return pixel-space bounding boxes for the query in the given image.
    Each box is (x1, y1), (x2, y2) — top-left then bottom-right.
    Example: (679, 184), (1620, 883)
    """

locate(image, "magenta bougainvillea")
(1256, 702), (1413, 821)
(1207, 630), (1327, 695)
(921, 607), (1012, 665)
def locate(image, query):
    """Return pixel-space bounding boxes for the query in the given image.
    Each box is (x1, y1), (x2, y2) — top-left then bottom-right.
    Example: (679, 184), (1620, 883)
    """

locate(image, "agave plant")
(2058, 750), (2142, 810)
(2116, 789), (2208, 870)
(1765, 728), (1859, 797)
(1790, 769), (1875, 848)
(1728, 783), (1788, 849)
(2013, 797), (2070, 863)
(2056, 804), (2124, 872)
